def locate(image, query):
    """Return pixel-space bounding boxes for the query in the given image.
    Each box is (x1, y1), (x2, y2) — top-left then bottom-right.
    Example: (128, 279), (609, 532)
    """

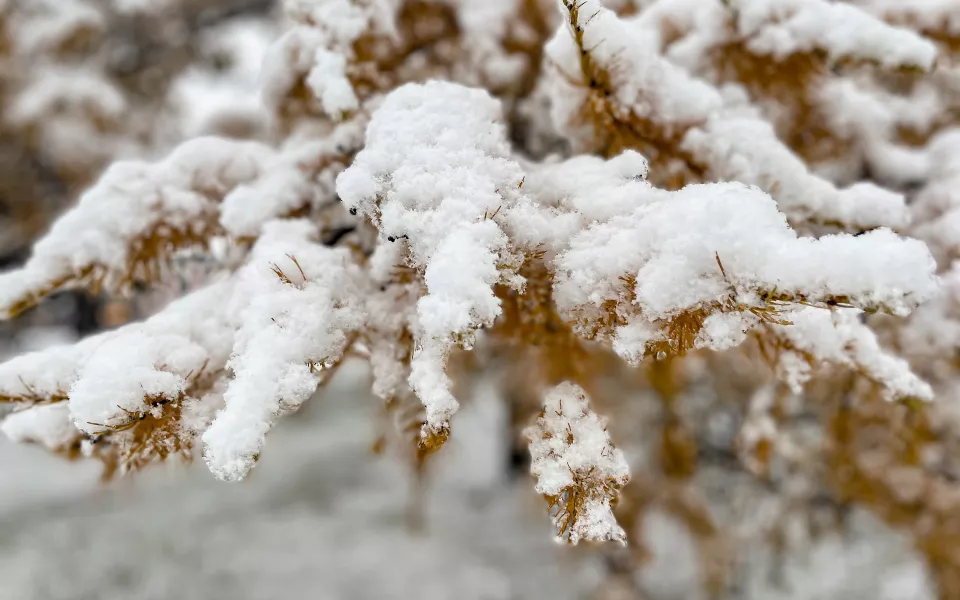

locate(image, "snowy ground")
(0, 362), (600, 600)
(0, 359), (937, 600)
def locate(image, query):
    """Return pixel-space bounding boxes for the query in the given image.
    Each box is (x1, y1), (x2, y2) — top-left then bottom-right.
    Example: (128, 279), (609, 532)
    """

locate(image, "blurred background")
(0, 1), (943, 599)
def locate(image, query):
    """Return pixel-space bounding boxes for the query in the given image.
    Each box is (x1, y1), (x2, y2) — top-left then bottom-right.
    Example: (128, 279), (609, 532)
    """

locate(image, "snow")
(728, 0), (938, 69)
(5, 65), (131, 173)
(0, 0), (953, 589)
(525, 382), (630, 544)
(0, 365), (600, 600)
(201, 220), (366, 481)
(0, 137), (276, 314)
(697, 312), (751, 351)
(853, 0), (960, 35)
(0, 367), (937, 599)
(505, 151), (651, 256)
(544, 0), (916, 231)
(544, 0), (723, 148)
(7, 68), (126, 127)
(337, 80), (527, 435)
(168, 17), (276, 139)
(362, 242), (420, 404)
(69, 330), (208, 433)
(552, 180), (937, 363)
(0, 335), (100, 404)
(770, 307), (934, 401)
(683, 114), (913, 230)
(262, 0), (402, 119)
(0, 126), (360, 314)
(283, 0), (400, 44)
(0, 276), (235, 449)
(1, 403), (78, 451)
(260, 25), (327, 112)
(8, 0), (105, 56)
(306, 49), (359, 116)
